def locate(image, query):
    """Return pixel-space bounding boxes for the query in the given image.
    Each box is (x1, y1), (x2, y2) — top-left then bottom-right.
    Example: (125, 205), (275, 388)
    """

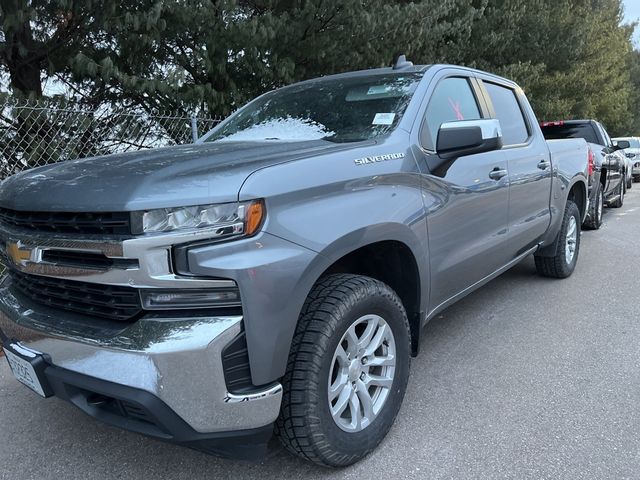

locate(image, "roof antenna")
(393, 54), (413, 70)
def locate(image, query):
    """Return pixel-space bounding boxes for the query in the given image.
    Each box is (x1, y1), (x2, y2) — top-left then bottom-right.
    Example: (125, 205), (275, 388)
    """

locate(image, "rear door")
(480, 80), (552, 251)
(413, 75), (512, 311)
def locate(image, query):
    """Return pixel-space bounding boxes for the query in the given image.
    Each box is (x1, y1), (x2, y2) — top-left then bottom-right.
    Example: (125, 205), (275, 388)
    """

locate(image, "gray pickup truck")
(0, 60), (589, 467)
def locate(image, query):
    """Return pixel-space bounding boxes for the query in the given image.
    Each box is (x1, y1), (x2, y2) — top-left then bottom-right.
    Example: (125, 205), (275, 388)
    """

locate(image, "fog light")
(140, 288), (241, 310)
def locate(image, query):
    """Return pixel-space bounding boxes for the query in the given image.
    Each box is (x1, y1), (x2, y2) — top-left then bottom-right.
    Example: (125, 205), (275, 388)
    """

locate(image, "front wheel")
(276, 274), (411, 467)
(535, 200), (581, 278)
(611, 179), (625, 208)
(583, 183), (603, 230)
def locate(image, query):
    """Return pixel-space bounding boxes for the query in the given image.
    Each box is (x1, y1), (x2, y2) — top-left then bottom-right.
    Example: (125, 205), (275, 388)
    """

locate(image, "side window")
(484, 82), (529, 146)
(424, 77), (481, 149)
(598, 123), (612, 147)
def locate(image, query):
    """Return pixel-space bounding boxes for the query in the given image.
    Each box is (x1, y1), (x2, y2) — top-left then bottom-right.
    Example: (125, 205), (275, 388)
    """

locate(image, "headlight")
(132, 200), (265, 236)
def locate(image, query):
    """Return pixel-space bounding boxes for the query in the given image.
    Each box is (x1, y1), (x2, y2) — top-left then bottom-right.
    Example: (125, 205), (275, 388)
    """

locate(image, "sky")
(622, 0), (640, 47)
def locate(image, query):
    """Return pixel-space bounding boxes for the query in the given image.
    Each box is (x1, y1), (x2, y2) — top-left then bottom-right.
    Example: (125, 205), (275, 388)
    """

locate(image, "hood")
(0, 140), (368, 212)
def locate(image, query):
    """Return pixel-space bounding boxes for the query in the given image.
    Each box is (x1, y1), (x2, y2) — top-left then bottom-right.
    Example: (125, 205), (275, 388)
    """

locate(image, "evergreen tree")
(0, 0), (638, 133)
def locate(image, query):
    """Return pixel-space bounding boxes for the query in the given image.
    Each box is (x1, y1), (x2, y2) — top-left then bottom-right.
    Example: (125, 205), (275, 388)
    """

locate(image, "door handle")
(538, 160), (551, 170)
(489, 167), (508, 180)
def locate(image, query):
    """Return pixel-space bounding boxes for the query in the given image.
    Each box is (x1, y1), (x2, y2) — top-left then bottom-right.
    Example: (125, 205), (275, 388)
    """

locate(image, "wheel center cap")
(348, 359), (361, 381)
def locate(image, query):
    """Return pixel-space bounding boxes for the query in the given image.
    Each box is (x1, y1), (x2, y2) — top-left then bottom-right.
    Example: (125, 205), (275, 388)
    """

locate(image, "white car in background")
(613, 136), (640, 187)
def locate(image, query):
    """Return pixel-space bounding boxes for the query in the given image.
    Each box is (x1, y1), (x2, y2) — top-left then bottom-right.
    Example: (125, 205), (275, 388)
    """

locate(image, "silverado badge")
(354, 152), (405, 166)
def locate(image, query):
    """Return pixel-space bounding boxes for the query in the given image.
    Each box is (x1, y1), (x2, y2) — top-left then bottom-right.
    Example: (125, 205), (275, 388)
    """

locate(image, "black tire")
(627, 175), (632, 190)
(535, 200), (581, 278)
(611, 179), (625, 208)
(275, 274), (411, 467)
(583, 183), (603, 230)
(633, 175), (640, 183)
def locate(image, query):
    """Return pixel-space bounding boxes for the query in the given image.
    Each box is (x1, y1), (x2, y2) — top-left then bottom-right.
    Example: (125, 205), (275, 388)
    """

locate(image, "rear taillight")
(587, 148), (595, 177)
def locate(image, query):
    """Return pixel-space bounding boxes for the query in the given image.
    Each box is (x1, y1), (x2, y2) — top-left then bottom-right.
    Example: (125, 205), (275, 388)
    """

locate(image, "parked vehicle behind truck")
(613, 136), (640, 184)
(541, 119), (627, 230)
(0, 60), (589, 467)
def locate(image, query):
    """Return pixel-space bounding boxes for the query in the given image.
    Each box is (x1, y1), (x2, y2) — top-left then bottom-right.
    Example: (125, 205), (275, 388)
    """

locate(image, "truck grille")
(8, 269), (142, 322)
(0, 208), (132, 235)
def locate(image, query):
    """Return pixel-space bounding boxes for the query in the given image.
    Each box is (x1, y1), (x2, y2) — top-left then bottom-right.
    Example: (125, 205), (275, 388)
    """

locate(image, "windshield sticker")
(372, 113), (396, 125)
(354, 152), (405, 166)
(367, 85), (392, 95)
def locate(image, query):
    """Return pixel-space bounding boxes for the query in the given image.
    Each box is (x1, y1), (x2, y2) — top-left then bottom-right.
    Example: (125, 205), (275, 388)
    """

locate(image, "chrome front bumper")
(0, 276), (282, 433)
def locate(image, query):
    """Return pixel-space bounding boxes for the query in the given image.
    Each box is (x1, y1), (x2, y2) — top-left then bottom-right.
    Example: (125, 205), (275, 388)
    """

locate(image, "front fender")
(233, 148), (430, 383)
(250, 167), (431, 317)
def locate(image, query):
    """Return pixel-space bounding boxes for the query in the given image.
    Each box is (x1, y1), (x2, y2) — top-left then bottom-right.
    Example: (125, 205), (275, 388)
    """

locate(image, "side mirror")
(615, 140), (630, 150)
(436, 119), (503, 159)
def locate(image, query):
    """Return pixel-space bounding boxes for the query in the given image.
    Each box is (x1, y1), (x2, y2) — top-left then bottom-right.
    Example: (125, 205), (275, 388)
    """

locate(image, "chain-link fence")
(0, 98), (223, 278)
(0, 98), (223, 179)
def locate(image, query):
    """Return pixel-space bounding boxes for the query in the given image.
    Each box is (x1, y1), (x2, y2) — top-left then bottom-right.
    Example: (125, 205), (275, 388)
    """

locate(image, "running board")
(426, 245), (540, 322)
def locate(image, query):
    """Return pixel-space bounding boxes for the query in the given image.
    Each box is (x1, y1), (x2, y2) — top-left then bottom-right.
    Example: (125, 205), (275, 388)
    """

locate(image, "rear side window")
(596, 123), (612, 147)
(484, 82), (529, 146)
(541, 123), (600, 145)
(424, 77), (481, 148)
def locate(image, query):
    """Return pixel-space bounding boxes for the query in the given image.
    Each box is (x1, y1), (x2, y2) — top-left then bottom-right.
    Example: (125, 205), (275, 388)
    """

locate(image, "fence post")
(190, 114), (199, 143)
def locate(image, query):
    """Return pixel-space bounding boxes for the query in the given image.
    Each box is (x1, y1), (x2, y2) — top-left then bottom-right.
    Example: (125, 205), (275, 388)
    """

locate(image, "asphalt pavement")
(2, 188), (640, 479)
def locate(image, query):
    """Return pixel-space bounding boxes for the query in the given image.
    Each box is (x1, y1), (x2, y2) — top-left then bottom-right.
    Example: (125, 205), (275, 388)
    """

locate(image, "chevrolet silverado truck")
(541, 119), (627, 230)
(0, 59), (589, 467)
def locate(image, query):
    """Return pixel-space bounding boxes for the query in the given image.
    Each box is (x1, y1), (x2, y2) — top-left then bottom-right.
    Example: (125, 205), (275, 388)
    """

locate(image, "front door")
(415, 76), (511, 312)
(597, 123), (623, 194)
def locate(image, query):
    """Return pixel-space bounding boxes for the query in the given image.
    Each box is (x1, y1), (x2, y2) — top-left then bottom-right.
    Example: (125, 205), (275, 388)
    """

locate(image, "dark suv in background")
(541, 120), (627, 230)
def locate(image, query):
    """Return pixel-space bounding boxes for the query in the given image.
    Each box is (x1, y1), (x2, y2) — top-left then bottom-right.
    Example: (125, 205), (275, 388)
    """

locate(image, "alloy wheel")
(565, 216), (577, 265)
(328, 314), (396, 433)
(597, 189), (603, 223)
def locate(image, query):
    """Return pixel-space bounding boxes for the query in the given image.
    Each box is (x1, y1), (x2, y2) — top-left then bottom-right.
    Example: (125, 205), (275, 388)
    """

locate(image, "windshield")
(203, 73), (423, 143)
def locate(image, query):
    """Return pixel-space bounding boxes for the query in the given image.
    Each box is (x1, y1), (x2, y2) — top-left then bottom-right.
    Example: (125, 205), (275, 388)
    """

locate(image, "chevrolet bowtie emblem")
(6, 241), (32, 267)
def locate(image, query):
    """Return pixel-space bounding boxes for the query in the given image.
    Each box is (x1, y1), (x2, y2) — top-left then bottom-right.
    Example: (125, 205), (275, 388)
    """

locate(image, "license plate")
(4, 346), (47, 397)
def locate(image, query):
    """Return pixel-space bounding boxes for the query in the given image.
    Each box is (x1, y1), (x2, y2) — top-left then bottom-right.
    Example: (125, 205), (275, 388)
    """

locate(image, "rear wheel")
(276, 274), (411, 467)
(535, 200), (581, 278)
(583, 183), (603, 230)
